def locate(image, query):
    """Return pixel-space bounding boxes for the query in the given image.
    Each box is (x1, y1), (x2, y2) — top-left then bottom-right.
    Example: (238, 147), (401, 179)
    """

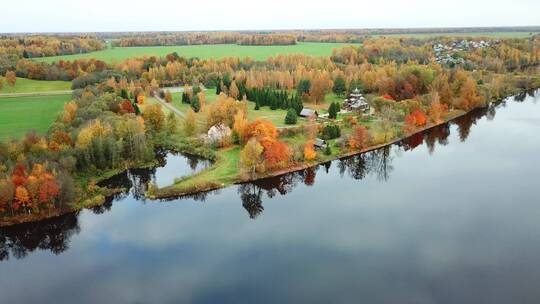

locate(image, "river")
(0, 90), (539, 304)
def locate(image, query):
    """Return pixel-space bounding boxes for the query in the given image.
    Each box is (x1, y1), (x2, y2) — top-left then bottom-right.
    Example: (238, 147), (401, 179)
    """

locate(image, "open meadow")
(34, 42), (355, 64)
(0, 94), (71, 140)
(0, 77), (71, 94)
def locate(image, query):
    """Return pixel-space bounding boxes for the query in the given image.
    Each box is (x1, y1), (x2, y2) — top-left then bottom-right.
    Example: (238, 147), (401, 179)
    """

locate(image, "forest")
(1, 33), (540, 225)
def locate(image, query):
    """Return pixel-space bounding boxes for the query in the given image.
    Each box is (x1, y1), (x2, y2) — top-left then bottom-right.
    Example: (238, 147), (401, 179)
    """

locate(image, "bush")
(324, 145), (332, 155)
(284, 108), (298, 125)
(321, 124), (341, 140)
(328, 102), (340, 119)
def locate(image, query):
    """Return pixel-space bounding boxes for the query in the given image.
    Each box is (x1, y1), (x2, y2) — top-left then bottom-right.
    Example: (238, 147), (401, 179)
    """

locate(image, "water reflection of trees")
(0, 212), (80, 261)
(338, 147), (394, 181)
(238, 147), (396, 218)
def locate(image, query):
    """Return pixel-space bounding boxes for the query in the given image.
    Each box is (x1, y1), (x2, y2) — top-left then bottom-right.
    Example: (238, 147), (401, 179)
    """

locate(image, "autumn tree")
(0, 179), (14, 215)
(430, 73), (453, 105)
(184, 108), (197, 136)
(403, 109), (427, 133)
(120, 99), (136, 114)
(458, 78), (484, 110)
(137, 94), (146, 105)
(349, 125), (369, 150)
(229, 80), (240, 100)
(206, 93), (247, 128)
(197, 91), (206, 110)
(76, 120), (112, 147)
(244, 119), (278, 146)
(262, 139), (290, 170)
(309, 73), (332, 104)
(428, 92), (448, 124)
(143, 104), (165, 132)
(164, 90), (173, 103)
(62, 101), (78, 124)
(13, 186), (30, 212)
(304, 140), (317, 161)
(11, 163), (27, 188)
(0, 77), (3, 91)
(166, 112), (178, 134)
(5, 71), (16, 86)
(233, 111), (248, 143)
(380, 106), (396, 142)
(240, 138), (264, 178)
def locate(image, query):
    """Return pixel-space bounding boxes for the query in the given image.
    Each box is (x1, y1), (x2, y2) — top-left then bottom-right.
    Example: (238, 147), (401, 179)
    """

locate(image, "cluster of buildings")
(433, 39), (494, 65)
(343, 88), (370, 113)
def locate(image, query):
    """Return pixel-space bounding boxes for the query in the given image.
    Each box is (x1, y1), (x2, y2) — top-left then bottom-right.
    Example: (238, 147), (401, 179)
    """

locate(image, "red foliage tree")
(120, 99), (135, 114)
(11, 163), (27, 188)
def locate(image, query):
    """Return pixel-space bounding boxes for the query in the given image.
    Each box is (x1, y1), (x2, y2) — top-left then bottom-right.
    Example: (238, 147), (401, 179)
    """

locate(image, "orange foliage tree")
(244, 119), (278, 146)
(303, 140), (317, 161)
(349, 125), (369, 150)
(262, 139), (291, 170)
(403, 109), (427, 133)
(458, 78), (484, 110)
(5, 71), (17, 86)
(428, 92), (449, 124)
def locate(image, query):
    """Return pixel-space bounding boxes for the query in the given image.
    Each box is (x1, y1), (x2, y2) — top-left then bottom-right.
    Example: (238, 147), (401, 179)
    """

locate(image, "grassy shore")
(34, 42), (356, 64)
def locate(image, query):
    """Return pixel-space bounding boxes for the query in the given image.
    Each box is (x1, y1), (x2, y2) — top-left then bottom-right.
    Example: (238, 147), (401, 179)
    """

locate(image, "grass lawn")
(0, 77), (71, 94)
(246, 106), (298, 127)
(34, 42), (357, 64)
(170, 89), (217, 114)
(151, 146), (241, 198)
(0, 94), (72, 140)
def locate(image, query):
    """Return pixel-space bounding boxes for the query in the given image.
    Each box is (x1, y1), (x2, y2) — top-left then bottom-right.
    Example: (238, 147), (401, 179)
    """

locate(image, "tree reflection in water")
(0, 212), (80, 261)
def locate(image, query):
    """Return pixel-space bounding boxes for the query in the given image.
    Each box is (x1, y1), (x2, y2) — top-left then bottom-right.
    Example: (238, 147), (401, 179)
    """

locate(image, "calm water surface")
(1, 91), (539, 304)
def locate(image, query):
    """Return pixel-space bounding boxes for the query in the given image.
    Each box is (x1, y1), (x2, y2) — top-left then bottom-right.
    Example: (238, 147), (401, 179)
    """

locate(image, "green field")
(0, 94), (71, 140)
(0, 77), (71, 94)
(34, 42), (356, 64)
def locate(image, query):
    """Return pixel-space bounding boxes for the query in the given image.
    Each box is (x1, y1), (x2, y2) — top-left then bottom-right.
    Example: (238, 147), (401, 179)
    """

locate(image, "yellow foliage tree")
(240, 138), (264, 178)
(303, 140), (317, 161)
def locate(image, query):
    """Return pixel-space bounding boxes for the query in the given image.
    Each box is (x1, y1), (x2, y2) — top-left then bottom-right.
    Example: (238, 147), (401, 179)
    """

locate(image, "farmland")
(34, 42), (355, 64)
(0, 94), (71, 140)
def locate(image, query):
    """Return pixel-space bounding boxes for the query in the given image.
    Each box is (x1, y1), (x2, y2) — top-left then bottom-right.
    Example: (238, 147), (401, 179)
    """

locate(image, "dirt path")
(0, 90), (73, 98)
(153, 95), (186, 118)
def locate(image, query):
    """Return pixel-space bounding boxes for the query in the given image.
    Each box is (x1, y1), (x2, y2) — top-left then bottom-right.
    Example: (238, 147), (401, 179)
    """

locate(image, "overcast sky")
(2, 0), (539, 33)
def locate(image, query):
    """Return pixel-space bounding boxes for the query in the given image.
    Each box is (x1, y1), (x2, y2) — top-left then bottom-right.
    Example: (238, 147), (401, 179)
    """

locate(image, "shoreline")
(0, 90), (532, 227)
